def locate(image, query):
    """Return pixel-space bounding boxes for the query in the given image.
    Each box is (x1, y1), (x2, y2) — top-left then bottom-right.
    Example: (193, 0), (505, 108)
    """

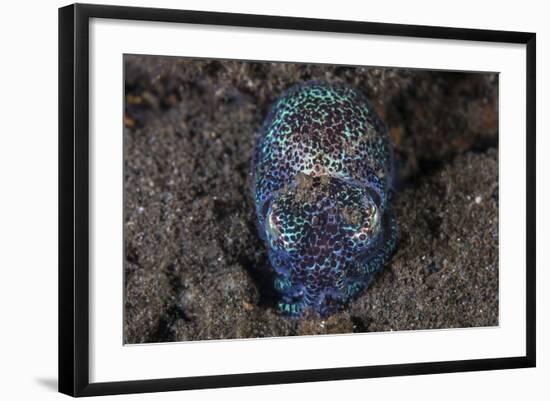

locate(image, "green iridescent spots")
(253, 82), (397, 317)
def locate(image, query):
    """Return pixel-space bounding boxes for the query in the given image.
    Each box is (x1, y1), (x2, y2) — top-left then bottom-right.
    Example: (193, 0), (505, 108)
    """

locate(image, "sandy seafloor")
(123, 55), (499, 343)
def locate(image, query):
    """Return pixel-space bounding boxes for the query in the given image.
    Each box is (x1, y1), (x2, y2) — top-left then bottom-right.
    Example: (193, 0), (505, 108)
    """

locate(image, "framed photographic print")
(58, 3), (536, 397)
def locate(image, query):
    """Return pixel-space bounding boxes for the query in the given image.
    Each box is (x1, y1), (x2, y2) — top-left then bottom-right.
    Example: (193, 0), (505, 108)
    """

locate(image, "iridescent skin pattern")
(253, 82), (397, 317)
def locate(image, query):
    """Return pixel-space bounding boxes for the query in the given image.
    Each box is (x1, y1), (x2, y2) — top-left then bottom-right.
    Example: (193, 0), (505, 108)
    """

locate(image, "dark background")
(123, 55), (498, 343)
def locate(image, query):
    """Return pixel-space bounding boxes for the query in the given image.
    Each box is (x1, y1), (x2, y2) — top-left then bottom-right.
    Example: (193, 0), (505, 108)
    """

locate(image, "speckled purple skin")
(253, 82), (397, 316)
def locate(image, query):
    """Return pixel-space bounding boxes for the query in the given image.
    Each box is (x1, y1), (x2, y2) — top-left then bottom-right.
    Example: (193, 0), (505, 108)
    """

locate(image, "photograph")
(123, 55), (499, 344)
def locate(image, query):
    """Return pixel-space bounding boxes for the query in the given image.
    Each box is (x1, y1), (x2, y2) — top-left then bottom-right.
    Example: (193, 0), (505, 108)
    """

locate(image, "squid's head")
(261, 173), (383, 316)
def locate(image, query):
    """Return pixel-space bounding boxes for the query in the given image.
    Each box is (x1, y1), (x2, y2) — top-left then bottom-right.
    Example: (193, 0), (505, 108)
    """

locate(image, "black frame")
(59, 3), (536, 397)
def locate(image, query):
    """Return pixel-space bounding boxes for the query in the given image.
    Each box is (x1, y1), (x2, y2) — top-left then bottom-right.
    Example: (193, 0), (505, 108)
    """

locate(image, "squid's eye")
(260, 201), (270, 220)
(266, 205), (285, 247)
(346, 204), (381, 246)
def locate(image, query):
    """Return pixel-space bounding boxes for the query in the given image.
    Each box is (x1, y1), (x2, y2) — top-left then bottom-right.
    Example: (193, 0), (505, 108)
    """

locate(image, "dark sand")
(123, 56), (498, 343)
